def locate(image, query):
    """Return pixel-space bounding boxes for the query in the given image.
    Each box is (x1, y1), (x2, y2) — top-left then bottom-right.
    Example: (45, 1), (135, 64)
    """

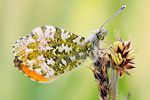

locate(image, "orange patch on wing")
(14, 56), (58, 83)
(20, 63), (50, 82)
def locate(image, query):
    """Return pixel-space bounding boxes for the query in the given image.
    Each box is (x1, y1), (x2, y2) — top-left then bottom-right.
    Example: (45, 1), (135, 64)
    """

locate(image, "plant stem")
(110, 67), (117, 100)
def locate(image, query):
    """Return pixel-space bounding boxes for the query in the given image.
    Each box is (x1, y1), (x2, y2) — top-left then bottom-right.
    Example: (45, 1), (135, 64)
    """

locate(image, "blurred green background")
(0, 0), (149, 100)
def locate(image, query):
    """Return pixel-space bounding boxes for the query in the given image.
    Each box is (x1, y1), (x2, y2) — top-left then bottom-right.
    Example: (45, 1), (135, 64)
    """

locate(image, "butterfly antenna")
(99, 5), (126, 31)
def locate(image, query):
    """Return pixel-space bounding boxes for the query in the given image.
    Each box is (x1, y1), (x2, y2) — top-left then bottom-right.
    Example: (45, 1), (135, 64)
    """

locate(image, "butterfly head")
(96, 28), (108, 40)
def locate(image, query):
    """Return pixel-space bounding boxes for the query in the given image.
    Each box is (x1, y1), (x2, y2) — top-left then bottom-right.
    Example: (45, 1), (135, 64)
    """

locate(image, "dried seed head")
(91, 57), (110, 100)
(106, 37), (136, 77)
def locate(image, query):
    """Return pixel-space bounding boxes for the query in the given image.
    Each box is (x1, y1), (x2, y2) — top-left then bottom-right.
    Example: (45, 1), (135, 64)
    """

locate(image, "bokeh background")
(0, 0), (149, 100)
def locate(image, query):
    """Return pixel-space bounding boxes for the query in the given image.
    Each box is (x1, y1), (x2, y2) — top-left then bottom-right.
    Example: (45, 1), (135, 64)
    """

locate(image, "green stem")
(110, 67), (117, 100)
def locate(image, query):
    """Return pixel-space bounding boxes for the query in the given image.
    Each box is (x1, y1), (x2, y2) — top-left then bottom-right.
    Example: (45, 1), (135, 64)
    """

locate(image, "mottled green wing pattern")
(12, 25), (92, 82)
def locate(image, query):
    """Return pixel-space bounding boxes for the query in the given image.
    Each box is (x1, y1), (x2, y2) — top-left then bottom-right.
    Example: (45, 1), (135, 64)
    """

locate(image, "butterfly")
(12, 5), (126, 83)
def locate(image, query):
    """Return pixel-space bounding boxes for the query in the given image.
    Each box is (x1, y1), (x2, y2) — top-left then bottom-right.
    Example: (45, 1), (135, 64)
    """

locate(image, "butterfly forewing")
(12, 25), (91, 82)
